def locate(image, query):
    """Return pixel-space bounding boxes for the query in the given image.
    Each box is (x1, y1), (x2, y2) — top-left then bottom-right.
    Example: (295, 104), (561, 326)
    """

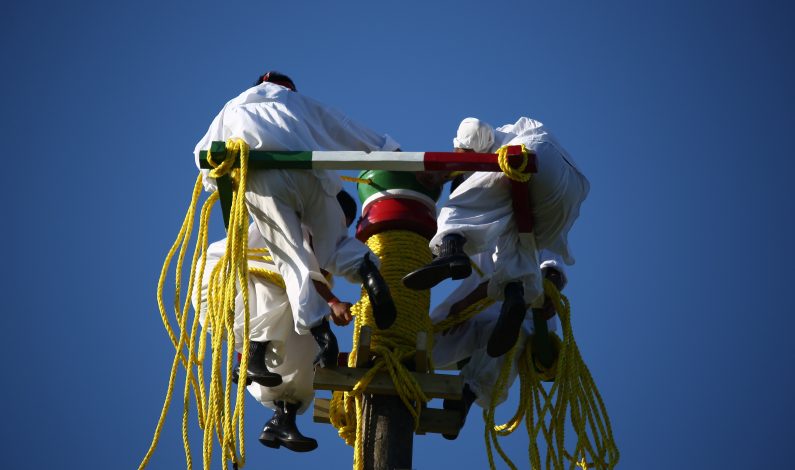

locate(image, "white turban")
(453, 117), (495, 153)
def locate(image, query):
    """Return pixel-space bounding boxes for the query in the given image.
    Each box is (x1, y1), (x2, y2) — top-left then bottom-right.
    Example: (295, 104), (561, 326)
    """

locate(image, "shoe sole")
(365, 286), (397, 329)
(259, 432), (318, 452)
(249, 373), (283, 388)
(442, 398), (465, 440)
(402, 261), (471, 290)
(486, 300), (526, 358)
(371, 301), (397, 329)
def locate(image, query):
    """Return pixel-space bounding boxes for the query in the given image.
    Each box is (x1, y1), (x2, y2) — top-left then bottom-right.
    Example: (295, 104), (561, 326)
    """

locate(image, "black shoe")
(442, 384), (477, 440)
(259, 401), (318, 452)
(231, 366), (253, 386)
(402, 234), (471, 290)
(358, 253), (397, 329)
(246, 341), (283, 387)
(486, 282), (527, 358)
(310, 318), (339, 369)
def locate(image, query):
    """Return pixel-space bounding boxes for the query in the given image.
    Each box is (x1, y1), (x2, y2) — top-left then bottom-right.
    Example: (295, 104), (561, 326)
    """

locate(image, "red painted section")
(423, 147), (538, 173)
(423, 152), (500, 171)
(356, 198), (437, 241)
(505, 145), (538, 173)
(510, 179), (534, 234)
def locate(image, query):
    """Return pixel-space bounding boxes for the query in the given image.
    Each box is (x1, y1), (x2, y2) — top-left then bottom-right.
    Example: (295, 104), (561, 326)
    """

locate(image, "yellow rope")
(141, 138), (254, 470)
(327, 230), (433, 470)
(483, 280), (619, 470)
(340, 175), (373, 185)
(497, 144), (533, 183)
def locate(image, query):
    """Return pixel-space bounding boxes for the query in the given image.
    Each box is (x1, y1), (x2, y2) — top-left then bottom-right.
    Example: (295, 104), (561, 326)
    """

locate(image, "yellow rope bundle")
(140, 139), (255, 470)
(497, 144), (533, 183)
(328, 230), (433, 470)
(483, 280), (619, 470)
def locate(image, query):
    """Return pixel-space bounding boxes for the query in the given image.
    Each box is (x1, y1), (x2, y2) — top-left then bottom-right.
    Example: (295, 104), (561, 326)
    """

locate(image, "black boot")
(442, 384), (477, 440)
(245, 341), (283, 387)
(310, 318), (339, 369)
(402, 234), (471, 290)
(259, 401), (318, 452)
(486, 282), (527, 358)
(358, 253), (397, 329)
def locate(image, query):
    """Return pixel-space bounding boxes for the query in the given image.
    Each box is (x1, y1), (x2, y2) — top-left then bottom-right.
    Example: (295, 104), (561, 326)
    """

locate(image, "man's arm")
(313, 273), (353, 326)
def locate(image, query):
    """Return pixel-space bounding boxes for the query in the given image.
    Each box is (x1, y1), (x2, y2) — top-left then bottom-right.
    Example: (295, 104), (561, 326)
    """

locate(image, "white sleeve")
(539, 249), (568, 288)
(294, 94), (401, 151)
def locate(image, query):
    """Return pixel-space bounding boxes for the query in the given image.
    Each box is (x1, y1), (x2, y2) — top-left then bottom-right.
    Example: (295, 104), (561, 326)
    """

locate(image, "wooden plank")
(313, 398), (461, 436)
(416, 407), (463, 436)
(313, 397), (331, 424)
(355, 326), (372, 368)
(414, 331), (428, 373)
(313, 367), (463, 400)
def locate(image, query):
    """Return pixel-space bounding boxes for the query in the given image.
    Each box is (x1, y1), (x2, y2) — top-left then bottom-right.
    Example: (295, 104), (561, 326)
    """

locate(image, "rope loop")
(497, 144), (532, 183)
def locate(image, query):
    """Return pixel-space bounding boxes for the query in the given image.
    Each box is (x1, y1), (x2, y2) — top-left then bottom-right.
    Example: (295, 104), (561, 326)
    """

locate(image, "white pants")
(245, 331), (318, 414)
(245, 169), (377, 334)
(433, 301), (557, 409)
(432, 141), (589, 304)
(431, 250), (557, 408)
(195, 231), (319, 413)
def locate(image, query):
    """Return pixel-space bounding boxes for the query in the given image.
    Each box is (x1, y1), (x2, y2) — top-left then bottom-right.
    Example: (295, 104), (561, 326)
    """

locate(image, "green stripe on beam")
(198, 150), (314, 169)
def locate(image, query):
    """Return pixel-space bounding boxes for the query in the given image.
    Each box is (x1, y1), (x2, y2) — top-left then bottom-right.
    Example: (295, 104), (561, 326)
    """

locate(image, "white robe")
(194, 82), (400, 334)
(194, 223), (319, 413)
(431, 250), (560, 408)
(432, 117), (589, 305)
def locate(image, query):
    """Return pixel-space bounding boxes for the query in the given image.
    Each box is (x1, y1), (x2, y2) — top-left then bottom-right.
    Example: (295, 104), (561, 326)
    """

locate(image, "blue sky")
(2, 0), (793, 468)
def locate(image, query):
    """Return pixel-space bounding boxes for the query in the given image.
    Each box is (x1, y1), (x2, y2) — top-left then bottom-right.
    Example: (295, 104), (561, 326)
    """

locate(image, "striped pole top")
(198, 141), (537, 173)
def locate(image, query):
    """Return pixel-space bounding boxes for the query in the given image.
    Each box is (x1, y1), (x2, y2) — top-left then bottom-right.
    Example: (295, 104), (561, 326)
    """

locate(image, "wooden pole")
(362, 394), (415, 470)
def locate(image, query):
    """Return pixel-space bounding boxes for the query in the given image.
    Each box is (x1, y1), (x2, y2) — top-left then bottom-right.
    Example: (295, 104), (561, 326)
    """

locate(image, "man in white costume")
(404, 117), (588, 358)
(194, 72), (399, 368)
(431, 249), (566, 439)
(194, 191), (358, 452)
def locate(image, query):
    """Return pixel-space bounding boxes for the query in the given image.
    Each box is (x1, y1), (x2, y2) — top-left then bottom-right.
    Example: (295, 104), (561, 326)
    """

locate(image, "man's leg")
(403, 172), (514, 290)
(298, 179), (397, 329)
(245, 170), (331, 335)
(486, 231), (542, 357)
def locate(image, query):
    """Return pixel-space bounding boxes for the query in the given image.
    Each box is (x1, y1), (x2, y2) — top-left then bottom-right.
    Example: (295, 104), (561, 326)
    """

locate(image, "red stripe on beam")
(423, 152), (501, 171)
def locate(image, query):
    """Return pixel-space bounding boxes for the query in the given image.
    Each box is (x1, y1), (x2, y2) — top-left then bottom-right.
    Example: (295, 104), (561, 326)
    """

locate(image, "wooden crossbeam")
(312, 398), (463, 436)
(313, 367), (463, 400)
(199, 141), (536, 173)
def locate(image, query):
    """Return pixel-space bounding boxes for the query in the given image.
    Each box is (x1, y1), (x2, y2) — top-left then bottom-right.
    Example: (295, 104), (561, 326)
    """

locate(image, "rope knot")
(208, 139), (250, 188)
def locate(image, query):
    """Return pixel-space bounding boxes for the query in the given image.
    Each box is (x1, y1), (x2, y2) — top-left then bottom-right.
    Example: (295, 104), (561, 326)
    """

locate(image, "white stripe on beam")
(311, 152), (426, 171)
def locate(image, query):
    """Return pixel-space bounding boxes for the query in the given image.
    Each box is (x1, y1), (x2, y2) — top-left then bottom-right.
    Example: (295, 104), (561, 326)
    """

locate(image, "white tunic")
(193, 82), (400, 333)
(433, 117), (589, 304)
(194, 223), (319, 413)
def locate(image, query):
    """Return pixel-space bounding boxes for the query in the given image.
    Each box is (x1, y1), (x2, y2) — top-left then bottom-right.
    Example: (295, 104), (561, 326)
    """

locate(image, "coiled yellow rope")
(327, 230), (433, 470)
(497, 144), (533, 183)
(483, 279), (619, 470)
(141, 138), (255, 470)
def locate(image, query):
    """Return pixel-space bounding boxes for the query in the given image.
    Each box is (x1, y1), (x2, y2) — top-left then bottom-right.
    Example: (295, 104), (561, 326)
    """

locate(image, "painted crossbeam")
(198, 141), (536, 173)
(313, 367), (463, 400)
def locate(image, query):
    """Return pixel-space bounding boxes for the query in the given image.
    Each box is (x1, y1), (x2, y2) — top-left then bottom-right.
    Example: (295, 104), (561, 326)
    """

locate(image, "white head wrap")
(453, 117), (495, 153)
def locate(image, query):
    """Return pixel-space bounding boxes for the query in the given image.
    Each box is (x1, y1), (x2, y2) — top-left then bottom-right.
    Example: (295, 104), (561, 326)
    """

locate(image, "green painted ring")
(356, 170), (442, 204)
